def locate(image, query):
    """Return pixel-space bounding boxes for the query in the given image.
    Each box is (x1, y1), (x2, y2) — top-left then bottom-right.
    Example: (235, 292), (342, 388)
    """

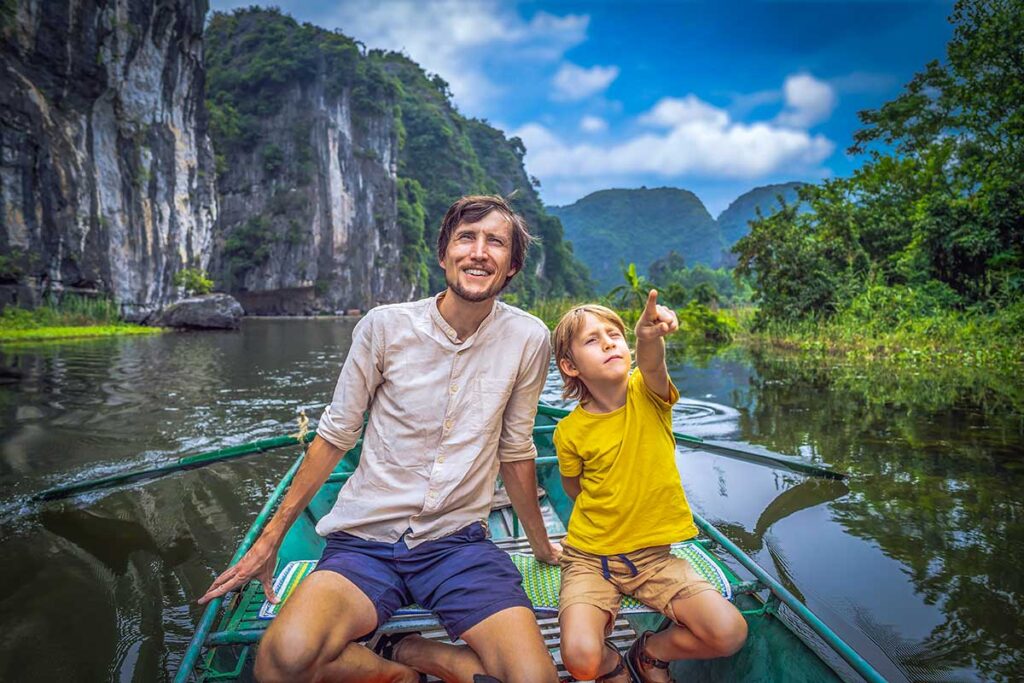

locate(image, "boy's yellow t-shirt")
(553, 369), (698, 555)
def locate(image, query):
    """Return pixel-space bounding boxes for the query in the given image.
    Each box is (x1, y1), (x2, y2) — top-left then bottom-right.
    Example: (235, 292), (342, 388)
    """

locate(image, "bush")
(173, 268), (214, 295)
(678, 301), (735, 343)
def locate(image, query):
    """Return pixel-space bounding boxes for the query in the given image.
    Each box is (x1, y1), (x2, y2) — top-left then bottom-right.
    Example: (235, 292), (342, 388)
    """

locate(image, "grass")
(725, 301), (1024, 372)
(0, 295), (166, 343)
(0, 325), (164, 342)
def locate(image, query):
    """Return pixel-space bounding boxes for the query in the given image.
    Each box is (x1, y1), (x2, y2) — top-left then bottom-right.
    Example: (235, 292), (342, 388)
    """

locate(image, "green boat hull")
(180, 413), (874, 682)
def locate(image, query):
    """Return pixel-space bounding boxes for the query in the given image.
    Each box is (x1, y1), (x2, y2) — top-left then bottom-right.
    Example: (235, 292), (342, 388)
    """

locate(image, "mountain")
(717, 182), (805, 248)
(548, 188), (722, 293)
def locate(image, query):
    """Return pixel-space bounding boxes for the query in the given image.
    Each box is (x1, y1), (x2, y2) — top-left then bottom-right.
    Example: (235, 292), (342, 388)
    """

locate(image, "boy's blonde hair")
(553, 304), (627, 404)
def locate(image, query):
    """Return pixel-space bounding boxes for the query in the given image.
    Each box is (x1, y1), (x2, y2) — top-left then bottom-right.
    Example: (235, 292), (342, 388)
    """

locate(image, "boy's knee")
(708, 613), (748, 657)
(560, 635), (606, 681)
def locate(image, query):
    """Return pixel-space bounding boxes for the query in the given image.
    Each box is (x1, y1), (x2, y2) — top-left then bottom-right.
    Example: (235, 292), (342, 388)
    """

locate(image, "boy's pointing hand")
(635, 289), (679, 340)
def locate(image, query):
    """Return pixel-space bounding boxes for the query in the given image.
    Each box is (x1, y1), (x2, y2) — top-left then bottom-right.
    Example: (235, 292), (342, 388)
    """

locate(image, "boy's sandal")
(595, 637), (631, 682)
(625, 631), (670, 682)
(372, 632), (427, 683)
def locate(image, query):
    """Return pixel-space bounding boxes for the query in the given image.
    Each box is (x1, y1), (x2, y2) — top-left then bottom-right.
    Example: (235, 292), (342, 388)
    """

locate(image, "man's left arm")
(497, 326), (561, 564)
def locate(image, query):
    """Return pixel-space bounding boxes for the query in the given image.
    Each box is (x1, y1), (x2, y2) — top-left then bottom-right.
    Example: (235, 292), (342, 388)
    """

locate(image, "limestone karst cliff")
(0, 0), (217, 320)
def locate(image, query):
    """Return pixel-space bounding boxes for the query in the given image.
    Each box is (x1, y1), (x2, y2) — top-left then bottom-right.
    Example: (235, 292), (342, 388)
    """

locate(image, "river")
(0, 318), (1020, 681)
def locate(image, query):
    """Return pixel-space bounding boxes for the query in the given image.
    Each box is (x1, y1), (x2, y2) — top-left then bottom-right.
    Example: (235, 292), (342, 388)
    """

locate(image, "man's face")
(440, 211), (518, 303)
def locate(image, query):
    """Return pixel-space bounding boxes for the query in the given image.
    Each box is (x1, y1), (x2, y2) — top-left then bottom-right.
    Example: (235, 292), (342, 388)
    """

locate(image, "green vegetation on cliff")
(378, 52), (591, 300)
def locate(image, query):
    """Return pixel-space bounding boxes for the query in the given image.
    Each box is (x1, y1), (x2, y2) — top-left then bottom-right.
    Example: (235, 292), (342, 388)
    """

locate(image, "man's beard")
(446, 272), (511, 303)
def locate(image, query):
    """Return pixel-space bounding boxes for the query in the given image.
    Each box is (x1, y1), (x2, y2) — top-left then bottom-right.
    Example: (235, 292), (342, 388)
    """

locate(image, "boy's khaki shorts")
(558, 543), (717, 626)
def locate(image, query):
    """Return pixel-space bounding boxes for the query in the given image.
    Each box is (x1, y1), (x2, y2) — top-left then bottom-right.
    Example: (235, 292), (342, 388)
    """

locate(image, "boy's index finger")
(643, 289), (659, 319)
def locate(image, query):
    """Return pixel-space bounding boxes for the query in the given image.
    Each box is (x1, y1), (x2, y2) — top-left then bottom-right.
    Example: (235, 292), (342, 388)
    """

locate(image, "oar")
(534, 404), (844, 480)
(32, 431), (319, 502)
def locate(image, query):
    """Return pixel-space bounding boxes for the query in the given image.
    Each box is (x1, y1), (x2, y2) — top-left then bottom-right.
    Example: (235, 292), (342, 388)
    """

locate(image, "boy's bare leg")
(635, 590), (748, 682)
(254, 571), (420, 683)
(459, 606), (559, 683)
(559, 603), (629, 682)
(391, 636), (485, 683)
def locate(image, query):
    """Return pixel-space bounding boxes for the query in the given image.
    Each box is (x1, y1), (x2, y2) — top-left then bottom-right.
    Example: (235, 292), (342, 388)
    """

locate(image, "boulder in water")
(150, 294), (244, 330)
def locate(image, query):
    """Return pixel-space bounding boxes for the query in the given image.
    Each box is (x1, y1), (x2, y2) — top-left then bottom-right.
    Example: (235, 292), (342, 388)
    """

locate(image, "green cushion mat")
(259, 541), (731, 620)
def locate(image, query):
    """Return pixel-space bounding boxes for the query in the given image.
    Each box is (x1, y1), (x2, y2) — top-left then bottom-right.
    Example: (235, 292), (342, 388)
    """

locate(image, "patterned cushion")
(260, 540), (731, 619)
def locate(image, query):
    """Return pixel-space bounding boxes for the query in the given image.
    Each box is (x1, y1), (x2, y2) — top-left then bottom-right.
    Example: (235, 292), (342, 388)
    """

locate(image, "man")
(199, 195), (561, 683)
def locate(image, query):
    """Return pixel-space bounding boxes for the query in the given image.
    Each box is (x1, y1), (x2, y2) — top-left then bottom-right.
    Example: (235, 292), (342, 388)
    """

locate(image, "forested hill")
(548, 188), (721, 292)
(717, 183), (805, 249)
(203, 8), (590, 313)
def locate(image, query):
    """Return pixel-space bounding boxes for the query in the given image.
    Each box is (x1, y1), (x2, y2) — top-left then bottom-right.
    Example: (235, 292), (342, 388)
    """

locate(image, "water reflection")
(0, 324), (1019, 681)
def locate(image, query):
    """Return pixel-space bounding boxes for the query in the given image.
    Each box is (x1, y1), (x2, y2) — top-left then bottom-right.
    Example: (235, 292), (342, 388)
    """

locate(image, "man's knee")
(254, 626), (323, 683)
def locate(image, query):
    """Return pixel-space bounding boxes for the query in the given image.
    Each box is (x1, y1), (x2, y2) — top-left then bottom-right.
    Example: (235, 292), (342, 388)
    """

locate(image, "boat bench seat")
(223, 538), (735, 639)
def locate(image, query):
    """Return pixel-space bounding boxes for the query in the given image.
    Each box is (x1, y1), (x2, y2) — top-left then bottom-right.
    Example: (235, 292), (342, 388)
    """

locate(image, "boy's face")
(439, 211), (518, 303)
(560, 312), (631, 385)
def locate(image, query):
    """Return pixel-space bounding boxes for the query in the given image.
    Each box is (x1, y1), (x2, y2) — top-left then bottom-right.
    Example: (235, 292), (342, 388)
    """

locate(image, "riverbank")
(730, 302), (1024, 370)
(0, 297), (165, 343)
(0, 324), (164, 343)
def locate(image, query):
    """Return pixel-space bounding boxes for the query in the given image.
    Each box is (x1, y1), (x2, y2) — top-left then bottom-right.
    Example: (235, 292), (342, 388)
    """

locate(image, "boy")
(552, 292), (747, 683)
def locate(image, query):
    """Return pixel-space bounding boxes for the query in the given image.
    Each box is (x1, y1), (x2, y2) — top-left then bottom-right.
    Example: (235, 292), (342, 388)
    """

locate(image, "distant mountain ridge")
(550, 183), (805, 291)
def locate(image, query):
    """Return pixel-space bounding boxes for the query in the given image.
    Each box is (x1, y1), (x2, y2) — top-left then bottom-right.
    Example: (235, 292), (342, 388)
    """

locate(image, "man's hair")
(437, 195), (535, 280)
(553, 304), (627, 405)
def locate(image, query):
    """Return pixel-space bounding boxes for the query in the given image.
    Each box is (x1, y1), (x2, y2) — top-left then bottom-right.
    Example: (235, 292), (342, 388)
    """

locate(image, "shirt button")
(438, 456), (446, 464)
(450, 384), (458, 394)
(427, 491), (437, 499)
(444, 419), (453, 430)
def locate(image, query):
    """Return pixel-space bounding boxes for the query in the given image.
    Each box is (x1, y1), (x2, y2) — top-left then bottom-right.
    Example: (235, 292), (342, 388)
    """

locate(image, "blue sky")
(209, 1), (955, 215)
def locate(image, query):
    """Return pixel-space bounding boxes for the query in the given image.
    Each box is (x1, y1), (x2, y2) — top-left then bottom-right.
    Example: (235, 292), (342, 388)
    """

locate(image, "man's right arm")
(197, 435), (345, 605)
(198, 313), (384, 605)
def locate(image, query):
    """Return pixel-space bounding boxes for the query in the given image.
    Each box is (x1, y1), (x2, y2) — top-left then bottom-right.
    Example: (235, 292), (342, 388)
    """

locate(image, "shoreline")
(0, 324), (166, 343)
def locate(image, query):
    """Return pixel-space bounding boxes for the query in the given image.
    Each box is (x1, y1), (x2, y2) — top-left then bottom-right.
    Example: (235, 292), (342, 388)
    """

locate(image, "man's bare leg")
(389, 635), (486, 683)
(255, 571), (420, 683)
(458, 606), (559, 683)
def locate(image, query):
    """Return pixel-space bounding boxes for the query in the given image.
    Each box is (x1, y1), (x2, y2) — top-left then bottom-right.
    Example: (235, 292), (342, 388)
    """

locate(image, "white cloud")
(552, 63), (620, 101)
(638, 95), (729, 128)
(580, 115), (608, 133)
(513, 93), (834, 187)
(321, 1), (589, 115)
(774, 73), (837, 129)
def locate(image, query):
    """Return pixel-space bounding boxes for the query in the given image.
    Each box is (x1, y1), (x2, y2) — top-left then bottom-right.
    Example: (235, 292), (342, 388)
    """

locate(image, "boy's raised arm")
(634, 289), (679, 402)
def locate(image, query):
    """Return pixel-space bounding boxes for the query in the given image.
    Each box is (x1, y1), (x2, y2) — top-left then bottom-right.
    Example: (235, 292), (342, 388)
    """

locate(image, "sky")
(208, 0), (955, 215)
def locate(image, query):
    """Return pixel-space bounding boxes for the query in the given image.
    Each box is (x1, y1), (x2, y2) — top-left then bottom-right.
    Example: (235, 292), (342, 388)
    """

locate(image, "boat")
(174, 405), (885, 682)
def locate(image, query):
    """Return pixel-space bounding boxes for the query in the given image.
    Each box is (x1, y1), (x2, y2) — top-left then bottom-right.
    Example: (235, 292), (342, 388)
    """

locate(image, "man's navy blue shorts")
(314, 522), (532, 640)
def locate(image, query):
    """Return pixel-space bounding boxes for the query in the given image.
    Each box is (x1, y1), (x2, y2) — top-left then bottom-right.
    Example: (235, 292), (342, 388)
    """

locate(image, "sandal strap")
(633, 631), (670, 670)
(595, 638), (627, 682)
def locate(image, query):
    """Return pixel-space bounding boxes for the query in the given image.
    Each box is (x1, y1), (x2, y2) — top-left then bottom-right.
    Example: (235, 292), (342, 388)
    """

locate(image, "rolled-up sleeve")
(317, 311), (383, 452)
(497, 325), (551, 463)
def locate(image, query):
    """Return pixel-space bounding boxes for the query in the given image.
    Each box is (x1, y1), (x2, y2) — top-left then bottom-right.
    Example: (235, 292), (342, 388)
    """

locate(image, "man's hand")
(635, 289), (679, 341)
(198, 535), (280, 605)
(534, 539), (563, 566)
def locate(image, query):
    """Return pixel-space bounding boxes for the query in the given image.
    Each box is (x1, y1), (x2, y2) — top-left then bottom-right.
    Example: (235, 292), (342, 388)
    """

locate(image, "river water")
(0, 318), (1020, 681)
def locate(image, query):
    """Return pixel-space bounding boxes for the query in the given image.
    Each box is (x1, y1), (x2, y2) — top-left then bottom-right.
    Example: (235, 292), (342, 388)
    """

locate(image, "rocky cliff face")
(208, 86), (404, 315)
(204, 10), (408, 315)
(0, 0), (217, 320)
